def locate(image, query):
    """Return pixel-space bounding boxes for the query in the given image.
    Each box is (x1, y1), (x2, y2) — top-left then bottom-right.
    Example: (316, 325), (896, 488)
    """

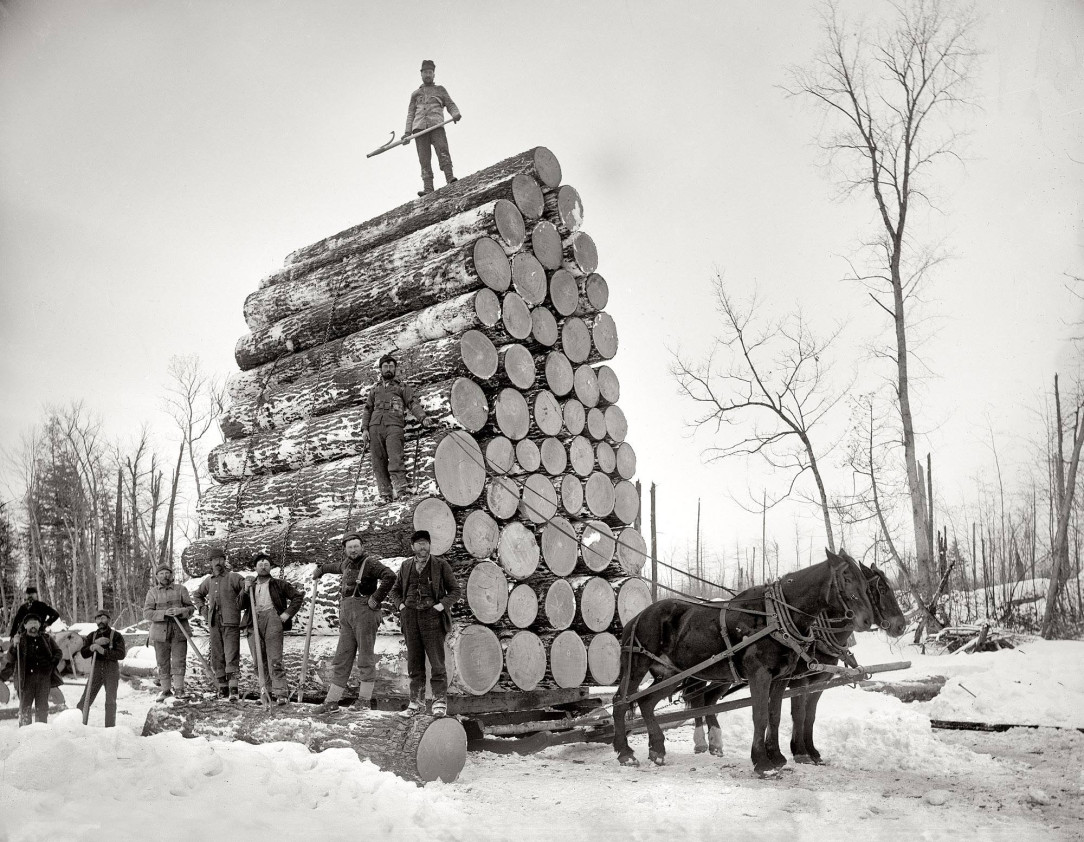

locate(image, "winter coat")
(389, 555), (462, 633)
(0, 632), (63, 689)
(9, 600), (61, 638)
(79, 626), (127, 664)
(404, 84), (460, 135)
(237, 577), (304, 631)
(316, 555), (396, 603)
(193, 571), (246, 626)
(143, 583), (195, 643)
(362, 378), (427, 429)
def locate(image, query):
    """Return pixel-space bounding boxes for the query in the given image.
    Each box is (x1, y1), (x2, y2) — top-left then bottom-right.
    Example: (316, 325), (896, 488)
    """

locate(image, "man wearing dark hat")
(8, 586), (61, 640)
(390, 529), (461, 718)
(143, 563), (196, 701)
(0, 614), (63, 726)
(238, 552), (304, 705)
(193, 548), (247, 700)
(402, 59), (461, 197)
(312, 532), (396, 713)
(361, 354), (435, 503)
(76, 609), (126, 726)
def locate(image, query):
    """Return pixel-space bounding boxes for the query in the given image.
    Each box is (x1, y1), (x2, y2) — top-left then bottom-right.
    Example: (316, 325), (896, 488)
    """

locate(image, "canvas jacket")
(404, 83), (460, 135)
(317, 555), (396, 603)
(389, 554), (462, 633)
(143, 583), (195, 643)
(79, 627), (127, 663)
(237, 576), (304, 631)
(193, 571), (247, 626)
(362, 378), (427, 429)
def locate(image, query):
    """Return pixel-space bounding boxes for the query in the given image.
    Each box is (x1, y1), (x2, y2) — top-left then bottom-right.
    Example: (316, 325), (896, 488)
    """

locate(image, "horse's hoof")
(755, 766), (780, 779)
(793, 753), (815, 765)
(708, 746), (724, 757)
(694, 745), (708, 754)
(618, 755), (640, 767)
(770, 757), (788, 770)
(649, 751), (666, 766)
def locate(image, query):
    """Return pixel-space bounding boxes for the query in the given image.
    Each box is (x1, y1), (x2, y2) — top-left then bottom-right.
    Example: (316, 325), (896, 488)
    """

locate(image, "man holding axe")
(402, 59), (461, 196)
(238, 552), (304, 706)
(143, 563), (195, 702)
(77, 609), (126, 726)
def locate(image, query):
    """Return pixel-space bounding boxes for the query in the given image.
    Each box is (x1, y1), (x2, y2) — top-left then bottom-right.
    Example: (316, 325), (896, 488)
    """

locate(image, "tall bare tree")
(786, 0), (979, 592)
(673, 277), (848, 550)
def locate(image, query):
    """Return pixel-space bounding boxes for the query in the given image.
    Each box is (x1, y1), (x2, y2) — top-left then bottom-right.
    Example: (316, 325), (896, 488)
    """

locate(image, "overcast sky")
(1, 0), (1081, 579)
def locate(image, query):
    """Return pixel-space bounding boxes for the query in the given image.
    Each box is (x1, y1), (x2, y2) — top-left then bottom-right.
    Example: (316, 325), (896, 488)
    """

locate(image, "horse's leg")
(613, 656), (649, 766)
(802, 684), (828, 765)
(765, 678), (788, 769)
(704, 685), (726, 756)
(691, 687), (708, 753)
(747, 666), (773, 776)
(789, 677), (812, 762)
(640, 685), (671, 766)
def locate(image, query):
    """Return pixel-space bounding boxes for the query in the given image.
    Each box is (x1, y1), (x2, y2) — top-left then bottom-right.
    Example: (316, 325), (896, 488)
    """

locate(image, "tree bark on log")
(226, 289), (501, 408)
(281, 147), (561, 272)
(501, 630), (547, 691)
(544, 185), (584, 238)
(244, 200), (526, 331)
(235, 238), (512, 370)
(141, 702), (467, 784)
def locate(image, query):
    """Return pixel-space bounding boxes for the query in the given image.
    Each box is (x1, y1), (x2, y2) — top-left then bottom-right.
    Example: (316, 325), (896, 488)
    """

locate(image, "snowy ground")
(1, 633), (1081, 841)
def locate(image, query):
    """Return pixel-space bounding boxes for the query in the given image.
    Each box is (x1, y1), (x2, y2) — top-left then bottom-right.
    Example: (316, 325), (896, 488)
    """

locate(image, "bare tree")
(673, 277), (848, 551)
(163, 354), (225, 505)
(785, 0), (979, 592)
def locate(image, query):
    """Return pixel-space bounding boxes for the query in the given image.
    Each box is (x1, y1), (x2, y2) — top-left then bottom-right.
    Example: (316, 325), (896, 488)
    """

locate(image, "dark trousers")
(77, 661), (120, 727)
(18, 671), (52, 726)
(247, 610), (288, 698)
(401, 607), (448, 699)
(414, 127), (453, 183)
(329, 598), (381, 686)
(369, 423), (406, 496)
(208, 620), (241, 683)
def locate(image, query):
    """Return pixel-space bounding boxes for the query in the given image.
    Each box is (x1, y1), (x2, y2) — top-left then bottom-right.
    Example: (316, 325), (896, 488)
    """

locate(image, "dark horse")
(687, 557), (907, 761)
(612, 550), (875, 776)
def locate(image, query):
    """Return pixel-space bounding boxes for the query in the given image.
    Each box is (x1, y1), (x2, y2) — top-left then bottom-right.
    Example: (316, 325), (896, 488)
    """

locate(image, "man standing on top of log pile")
(238, 553), (304, 706)
(0, 614), (63, 726)
(8, 585), (61, 641)
(390, 530), (461, 718)
(402, 59), (461, 197)
(144, 563), (196, 702)
(76, 609), (126, 727)
(361, 354), (435, 502)
(313, 533), (396, 713)
(192, 548), (246, 701)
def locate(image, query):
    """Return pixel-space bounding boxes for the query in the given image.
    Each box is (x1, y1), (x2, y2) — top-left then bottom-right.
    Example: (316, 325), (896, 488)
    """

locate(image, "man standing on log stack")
(403, 59), (461, 197)
(76, 609), (126, 727)
(391, 530), (461, 718)
(8, 586), (61, 641)
(143, 563), (196, 702)
(193, 549), (246, 701)
(313, 533), (396, 713)
(238, 553), (304, 706)
(361, 354), (435, 503)
(1, 615), (63, 726)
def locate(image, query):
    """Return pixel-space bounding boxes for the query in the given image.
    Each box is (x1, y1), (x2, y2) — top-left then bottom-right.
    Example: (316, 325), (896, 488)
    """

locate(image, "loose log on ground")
(612, 576), (653, 627)
(585, 632), (621, 686)
(236, 238), (513, 371)
(142, 702), (467, 784)
(570, 576), (616, 633)
(225, 290), (502, 413)
(281, 147), (560, 271)
(544, 629), (588, 688)
(543, 579), (576, 630)
(244, 200), (526, 331)
(529, 220), (564, 270)
(497, 522), (540, 580)
(502, 630), (547, 691)
(464, 561), (509, 624)
(413, 497), (457, 555)
(544, 185), (584, 238)
(511, 253), (547, 304)
(445, 624), (504, 695)
(506, 583), (539, 628)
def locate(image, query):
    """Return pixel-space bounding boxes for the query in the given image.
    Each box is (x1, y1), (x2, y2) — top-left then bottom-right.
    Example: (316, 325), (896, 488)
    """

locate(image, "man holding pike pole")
(76, 609), (126, 727)
(402, 59), (461, 196)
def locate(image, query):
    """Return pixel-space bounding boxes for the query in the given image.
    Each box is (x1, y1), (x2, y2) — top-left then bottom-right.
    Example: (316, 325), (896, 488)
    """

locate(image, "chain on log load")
(163, 147), (651, 778)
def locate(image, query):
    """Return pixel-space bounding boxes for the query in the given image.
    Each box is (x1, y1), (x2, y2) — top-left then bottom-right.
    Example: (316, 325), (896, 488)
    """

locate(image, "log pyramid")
(182, 147), (651, 698)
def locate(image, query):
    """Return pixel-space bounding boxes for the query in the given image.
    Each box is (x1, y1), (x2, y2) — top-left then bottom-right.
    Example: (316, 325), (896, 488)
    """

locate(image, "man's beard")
(381, 370), (395, 380)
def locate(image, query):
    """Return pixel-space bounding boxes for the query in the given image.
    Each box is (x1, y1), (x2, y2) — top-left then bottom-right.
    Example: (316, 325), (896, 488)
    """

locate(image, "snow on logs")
(191, 146), (646, 699)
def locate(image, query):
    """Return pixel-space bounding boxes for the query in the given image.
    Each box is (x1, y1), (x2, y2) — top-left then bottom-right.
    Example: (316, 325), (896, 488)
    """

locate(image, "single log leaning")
(142, 702), (467, 784)
(281, 147), (562, 273)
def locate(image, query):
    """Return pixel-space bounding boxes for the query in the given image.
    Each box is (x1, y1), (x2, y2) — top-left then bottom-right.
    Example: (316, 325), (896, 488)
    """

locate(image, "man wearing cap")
(143, 563), (196, 702)
(362, 354), (435, 503)
(76, 609), (127, 727)
(390, 529), (461, 718)
(1, 614), (63, 726)
(8, 586), (61, 640)
(402, 59), (462, 197)
(193, 549), (247, 700)
(238, 553), (304, 705)
(313, 532), (396, 713)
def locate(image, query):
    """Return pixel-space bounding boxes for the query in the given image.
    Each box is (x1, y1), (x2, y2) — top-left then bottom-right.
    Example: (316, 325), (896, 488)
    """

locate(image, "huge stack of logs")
(182, 147), (652, 702)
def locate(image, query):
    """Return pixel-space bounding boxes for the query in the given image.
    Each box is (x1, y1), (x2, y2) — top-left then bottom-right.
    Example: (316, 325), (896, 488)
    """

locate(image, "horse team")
(612, 550), (906, 776)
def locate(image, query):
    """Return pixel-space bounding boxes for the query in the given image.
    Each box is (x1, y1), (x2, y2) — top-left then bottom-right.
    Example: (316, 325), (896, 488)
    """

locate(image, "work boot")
(432, 697), (448, 718)
(155, 675), (173, 702)
(350, 681), (375, 712)
(217, 684), (229, 700)
(398, 691), (424, 719)
(379, 490), (393, 504)
(417, 178), (434, 197)
(155, 689), (174, 703)
(228, 680), (239, 702)
(442, 168), (456, 186)
(276, 696), (288, 706)
(317, 684), (346, 714)
(173, 676), (186, 701)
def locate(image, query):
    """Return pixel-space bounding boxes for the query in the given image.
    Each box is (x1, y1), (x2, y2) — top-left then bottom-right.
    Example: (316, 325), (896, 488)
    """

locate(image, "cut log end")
(511, 253), (547, 305)
(531, 220), (564, 271)
(530, 307), (559, 348)
(447, 624), (504, 695)
(581, 520), (616, 573)
(494, 388), (530, 440)
(541, 516), (578, 576)
(560, 317), (592, 364)
(585, 274), (609, 312)
(472, 237), (512, 292)
(532, 147), (563, 190)
(466, 561), (510, 624)
(504, 630), (547, 691)
(507, 583), (539, 628)
(434, 431), (486, 506)
(592, 313), (618, 360)
(587, 632), (621, 685)
(562, 399), (586, 436)
(520, 473), (558, 524)
(462, 509), (500, 558)
(450, 377), (490, 433)
(501, 343), (537, 390)
(460, 330), (498, 380)
(498, 521), (540, 580)
(544, 579), (576, 630)
(501, 292), (533, 341)
(413, 497), (456, 555)
(544, 352), (574, 397)
(533, 390), (564, 437)
(548, 630), (587, 688)
(493, 199), (526, 251)
(511, 173), (545, 219)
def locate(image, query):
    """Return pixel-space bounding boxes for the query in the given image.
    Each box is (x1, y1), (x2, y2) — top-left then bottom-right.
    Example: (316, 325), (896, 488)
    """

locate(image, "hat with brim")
(341, 532), (364, 546)
(410, 530), (431, 544)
